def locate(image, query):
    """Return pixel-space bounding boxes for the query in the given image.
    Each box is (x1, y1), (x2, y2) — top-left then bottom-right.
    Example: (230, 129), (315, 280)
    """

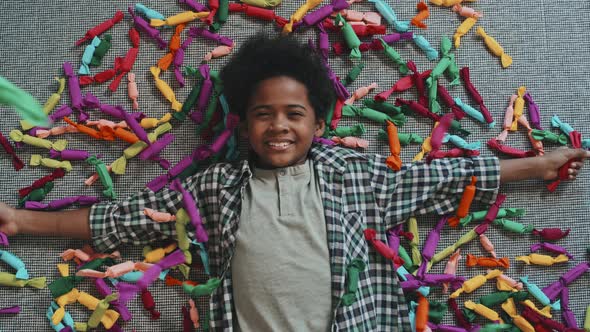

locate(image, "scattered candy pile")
(1, 0), (590, 331)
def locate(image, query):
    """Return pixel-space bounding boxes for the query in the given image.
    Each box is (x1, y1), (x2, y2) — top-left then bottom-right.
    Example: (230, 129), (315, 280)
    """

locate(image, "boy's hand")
(540, 148), (590, 181)
(0, 202), (18, 236)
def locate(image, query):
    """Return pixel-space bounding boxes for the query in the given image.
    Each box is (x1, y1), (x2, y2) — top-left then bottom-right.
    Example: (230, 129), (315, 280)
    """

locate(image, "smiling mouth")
(266, 141), (293, 150)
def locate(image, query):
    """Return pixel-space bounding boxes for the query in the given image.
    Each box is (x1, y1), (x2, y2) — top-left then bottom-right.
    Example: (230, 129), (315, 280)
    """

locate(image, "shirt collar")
(221, 143), (367, 188)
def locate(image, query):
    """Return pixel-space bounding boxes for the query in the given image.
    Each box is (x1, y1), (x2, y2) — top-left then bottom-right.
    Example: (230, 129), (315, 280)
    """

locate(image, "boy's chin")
(256, 156), (305, 169)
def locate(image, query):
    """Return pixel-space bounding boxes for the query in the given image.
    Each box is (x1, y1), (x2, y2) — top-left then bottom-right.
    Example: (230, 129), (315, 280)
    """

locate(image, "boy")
(1, 35), (588, 331)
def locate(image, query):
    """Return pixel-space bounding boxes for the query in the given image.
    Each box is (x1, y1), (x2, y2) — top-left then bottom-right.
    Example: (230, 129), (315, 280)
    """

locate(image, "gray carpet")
(1, 0), (589, 331)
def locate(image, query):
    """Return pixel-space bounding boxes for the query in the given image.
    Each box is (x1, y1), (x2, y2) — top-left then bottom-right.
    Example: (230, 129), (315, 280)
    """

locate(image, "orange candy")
(448, 176), (477, 226)
(385, 120), (402, 171)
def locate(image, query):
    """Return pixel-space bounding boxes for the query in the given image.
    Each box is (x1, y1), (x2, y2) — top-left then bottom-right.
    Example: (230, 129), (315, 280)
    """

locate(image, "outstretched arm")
(0, 203), (91, 240)
(499, 148), (589, 183)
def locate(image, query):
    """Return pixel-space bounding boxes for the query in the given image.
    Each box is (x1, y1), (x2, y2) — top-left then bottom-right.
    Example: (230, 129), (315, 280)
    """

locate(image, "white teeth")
(268, 142), (291, 148)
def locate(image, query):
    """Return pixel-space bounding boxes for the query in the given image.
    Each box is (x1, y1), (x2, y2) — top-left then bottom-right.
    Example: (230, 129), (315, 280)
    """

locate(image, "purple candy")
(0, 306), (20, 314)
(179, 0), (207, 12)
(197, 64), (213, 114)
(128, 7), (167, 49)
(422, 273), (462, 284)
(63, 62), (83, 110)
(50, 149), (90, 161)
(325, 62), (350, 100)
(313, 136), (336, 146)
(82, 92), (101, 109)
(189, 27), (233, 47)
(416, 216), (447, 277)
(0, 231), (9, 246)
(210, 129), (232, 154)
(146, 174), (170, 192)
(303, 5), (336, 27)
(523, 92), (542, 130)
(386, 225), (403, 253)
(318, 23), (329, 60)
(94, 278), (132, 321)
(173, 36), (194, 87)
(560, 287), (578, 328)
(475, 194), (506, 235)
(121, 107), (150, 144)
(139, 133), (174, 160)
(170, 179), (208, 243)
(427, 322), (468, 332)
(137, 249), (185, 289)
(24, 201), (49, 210)
(530, 242), (573, 259)
(49, 105), (73, 123)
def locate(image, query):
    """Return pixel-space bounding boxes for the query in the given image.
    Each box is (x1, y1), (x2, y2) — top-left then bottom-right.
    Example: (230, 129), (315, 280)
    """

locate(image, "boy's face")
(243, 76), (325, 169)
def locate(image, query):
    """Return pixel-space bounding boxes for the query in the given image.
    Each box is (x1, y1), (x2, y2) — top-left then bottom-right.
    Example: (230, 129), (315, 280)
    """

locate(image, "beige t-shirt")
(231, 159), (332, 332)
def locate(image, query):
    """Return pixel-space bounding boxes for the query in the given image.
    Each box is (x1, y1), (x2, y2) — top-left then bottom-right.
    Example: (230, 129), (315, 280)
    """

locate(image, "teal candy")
(369, 0), (409, 32)
(443, 133), (481, 151)
(135, 3), (165, 20)
(455, 97), (486, 124)
(520, 275), (561, 310)
(551, 114), (574, 135)
(79, 36), (101, 75)
(413, 34), (438, 61)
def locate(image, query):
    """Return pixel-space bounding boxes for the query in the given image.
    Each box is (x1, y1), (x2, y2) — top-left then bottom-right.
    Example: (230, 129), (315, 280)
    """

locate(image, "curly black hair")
(220, 34), (335, 121)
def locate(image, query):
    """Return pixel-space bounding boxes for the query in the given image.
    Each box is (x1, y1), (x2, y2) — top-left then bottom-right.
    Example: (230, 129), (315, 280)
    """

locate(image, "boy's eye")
(255, 112), (269, 117)
(289, 112), (304, 117)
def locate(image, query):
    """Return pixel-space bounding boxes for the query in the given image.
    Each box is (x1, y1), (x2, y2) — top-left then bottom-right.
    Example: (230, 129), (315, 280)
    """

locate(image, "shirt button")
(279, 170), (286, 176)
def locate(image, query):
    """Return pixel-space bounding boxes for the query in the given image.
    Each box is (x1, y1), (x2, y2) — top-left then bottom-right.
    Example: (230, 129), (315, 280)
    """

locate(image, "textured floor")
(1, 0), (589, 331)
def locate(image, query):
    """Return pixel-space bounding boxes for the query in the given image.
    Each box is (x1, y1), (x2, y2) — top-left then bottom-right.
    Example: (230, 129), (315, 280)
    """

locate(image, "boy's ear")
(315, 118), (326, 137)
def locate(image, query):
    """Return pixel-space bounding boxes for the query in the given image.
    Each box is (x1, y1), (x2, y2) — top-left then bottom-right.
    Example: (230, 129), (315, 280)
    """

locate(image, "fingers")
(572, 148), (590, 160)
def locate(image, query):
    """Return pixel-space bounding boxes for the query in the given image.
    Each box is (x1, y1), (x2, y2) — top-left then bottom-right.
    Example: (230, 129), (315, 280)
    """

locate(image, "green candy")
(344, 63), (365, 86)
(460, 208), (526, 226)
(87, 156), (116, 199)
(342, 105), (406, 126)
(378, 130), (423, 146)
(195, 71), (224, 135)
(335, 14), (361, 59)
(479, 291), (528, 307)
(18, 182), (54, 207)
(493, 218), (534, 234)
(363, 99), (402, 116)
(427, 300), (448, 324)
(323, 99), (336, 137)
(330, 124), (365, 137)
(90, 34), (112, 66)
(183, 277), (221, 298)
(341, 258), (366, 306)
(479, 323), (514, 332)
(48, 275), (84, 298)
(217, 0), (229, 23)
(531, 129), (568, 145)
(79, 257), (115, 271)
(177, 80), (202, 121)
(426, 77), (441, 114)
(461, 307), (478, 322)
(379, 38), (408, 74)
(397, 246), (414, 272)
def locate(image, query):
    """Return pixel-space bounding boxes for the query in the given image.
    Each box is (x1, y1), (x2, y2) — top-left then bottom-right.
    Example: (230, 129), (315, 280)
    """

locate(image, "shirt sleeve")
(370, 155), (500, 228)
(88, 186), (185, 252)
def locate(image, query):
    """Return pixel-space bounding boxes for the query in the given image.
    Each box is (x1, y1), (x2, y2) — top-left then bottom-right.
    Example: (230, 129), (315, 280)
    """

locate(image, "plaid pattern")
(90, 144), (500, 331)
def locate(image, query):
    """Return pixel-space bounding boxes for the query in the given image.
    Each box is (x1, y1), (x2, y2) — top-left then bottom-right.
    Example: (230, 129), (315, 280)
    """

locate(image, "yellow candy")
(57, 264), (69, 277)
(476, 26), (513, 68)
(510, 86), (526, 131)
(282, 0), (323, 34)
(430, 0), (474, 7)
(465, 300), (503, 322)
(451, 269), (502, 298)
(413, 137), (432, 161)
(77, 291), (120, 329)
(111, 123), (171, 175)
(56, 288), (80, 308)
(453, 17), (477, 48)
(144, 243), (178, 263)
(501, 298), (535, 332)
(515, 253), (568, 266)
(150, 11), (210, 27)
(496, 278), (518, 292)
(150, 66), (182, 112)
(140, 112), (172, 129)
(522, 299), (552, 318)
(30, 155), (72, 172)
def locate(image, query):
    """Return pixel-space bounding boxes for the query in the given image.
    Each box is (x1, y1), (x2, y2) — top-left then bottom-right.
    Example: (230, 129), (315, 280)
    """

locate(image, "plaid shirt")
(90, 144), (500, 331)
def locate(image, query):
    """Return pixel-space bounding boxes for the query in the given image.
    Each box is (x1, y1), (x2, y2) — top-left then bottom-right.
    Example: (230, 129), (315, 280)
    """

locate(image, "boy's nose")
(269, 116), (289, 132)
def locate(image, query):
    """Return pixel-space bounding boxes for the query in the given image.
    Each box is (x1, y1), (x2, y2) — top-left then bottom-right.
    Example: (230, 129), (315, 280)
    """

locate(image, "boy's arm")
(0, 203), (91, 240)
(499, 148), (589, 183)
